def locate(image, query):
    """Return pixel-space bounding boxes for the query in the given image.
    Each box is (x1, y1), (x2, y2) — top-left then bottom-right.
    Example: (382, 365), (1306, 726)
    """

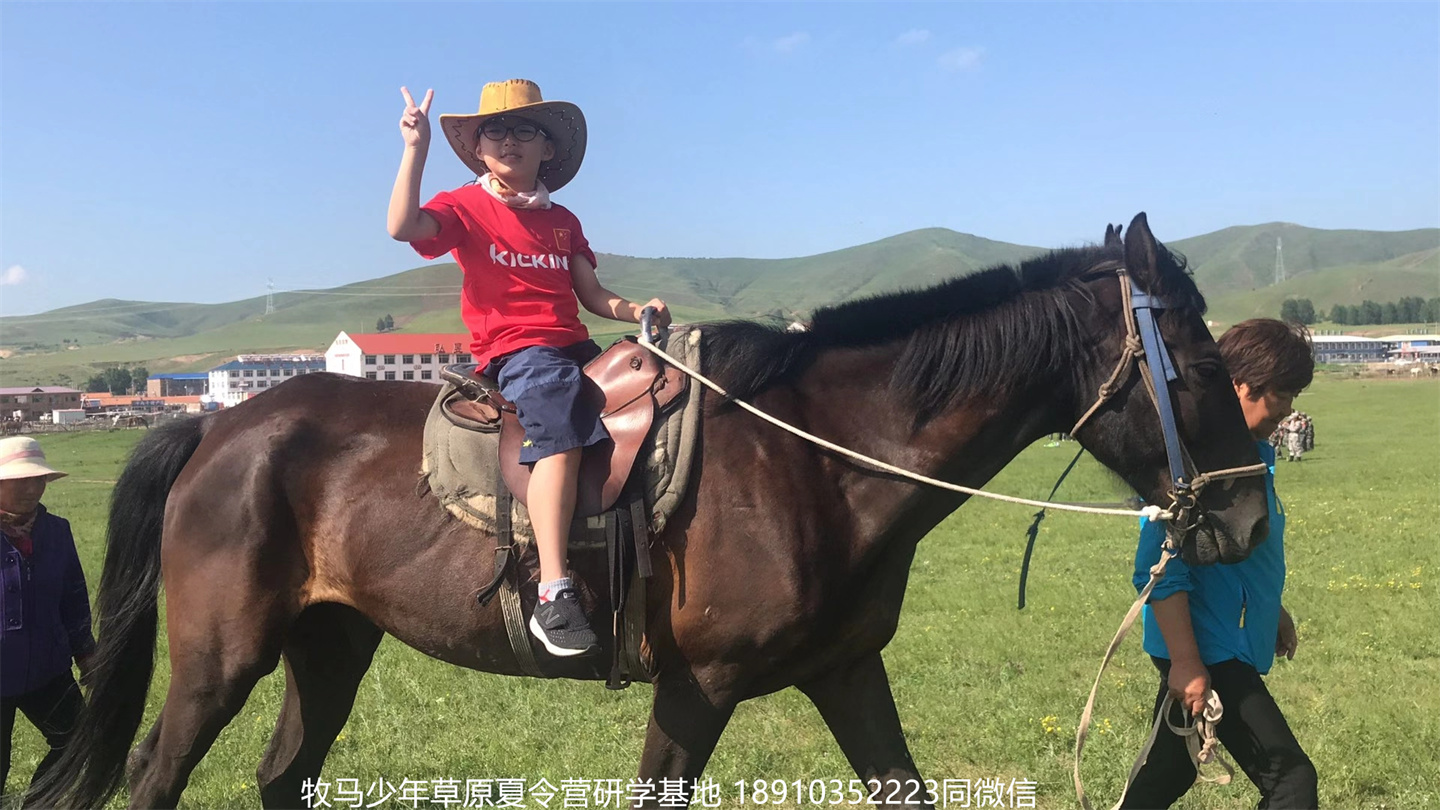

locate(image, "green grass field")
(6, 378), (1437, 809)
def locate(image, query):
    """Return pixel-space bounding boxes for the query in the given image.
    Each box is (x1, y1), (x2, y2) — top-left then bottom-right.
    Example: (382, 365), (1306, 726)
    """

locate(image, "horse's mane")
(702, 241), (1204, 424)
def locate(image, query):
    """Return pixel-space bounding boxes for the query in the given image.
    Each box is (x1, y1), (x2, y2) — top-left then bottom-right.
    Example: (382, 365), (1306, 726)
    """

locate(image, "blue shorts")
(484, 340), (608, 464)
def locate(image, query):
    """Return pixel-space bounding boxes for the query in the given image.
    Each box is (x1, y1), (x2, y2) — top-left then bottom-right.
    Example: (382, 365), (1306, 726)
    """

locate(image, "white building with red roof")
(324, 332), (473, 383)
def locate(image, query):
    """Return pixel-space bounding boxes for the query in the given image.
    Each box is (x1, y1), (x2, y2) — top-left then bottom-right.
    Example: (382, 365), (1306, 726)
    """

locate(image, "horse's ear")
(1104, 223), (1123, 247)
(1123, 212), (1160, 290)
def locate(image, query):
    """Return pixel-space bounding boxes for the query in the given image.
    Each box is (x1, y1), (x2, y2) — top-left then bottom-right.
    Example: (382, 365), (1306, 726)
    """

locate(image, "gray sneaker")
(529, 589), (599, 657)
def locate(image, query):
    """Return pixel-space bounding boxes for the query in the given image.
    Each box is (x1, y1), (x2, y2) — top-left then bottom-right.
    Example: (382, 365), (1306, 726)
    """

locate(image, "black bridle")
(1069, 265), (1267, 522)
(1019, 265), (1269, 608)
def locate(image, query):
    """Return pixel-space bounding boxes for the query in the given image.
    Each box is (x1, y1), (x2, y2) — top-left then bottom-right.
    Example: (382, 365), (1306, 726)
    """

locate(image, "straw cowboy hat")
(0, 437), (67, 482)
(439, 79), (587, 192)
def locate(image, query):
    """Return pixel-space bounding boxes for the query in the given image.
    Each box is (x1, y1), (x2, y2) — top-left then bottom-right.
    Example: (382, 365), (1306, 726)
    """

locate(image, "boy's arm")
(388, 147), (441, 242)
(1151, 593), (1210, 716)
(570, 254), (669, 326)
(1135, 517), (1207, 715)
(387, 87), (441, 243)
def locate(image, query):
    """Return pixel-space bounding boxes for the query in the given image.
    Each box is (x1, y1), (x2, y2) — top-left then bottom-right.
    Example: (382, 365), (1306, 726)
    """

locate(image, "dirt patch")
(0, 350), (12, 359)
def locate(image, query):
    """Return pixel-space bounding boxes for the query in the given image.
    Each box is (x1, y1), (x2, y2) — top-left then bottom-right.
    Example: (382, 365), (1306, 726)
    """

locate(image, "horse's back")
(159, 374), (549, 675)
(161, 374), (440, 603)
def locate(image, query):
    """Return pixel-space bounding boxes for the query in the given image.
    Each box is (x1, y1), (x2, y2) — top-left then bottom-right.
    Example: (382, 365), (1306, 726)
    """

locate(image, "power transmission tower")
(1274, 237), (1285, 285)
(266, 278), (275, 315)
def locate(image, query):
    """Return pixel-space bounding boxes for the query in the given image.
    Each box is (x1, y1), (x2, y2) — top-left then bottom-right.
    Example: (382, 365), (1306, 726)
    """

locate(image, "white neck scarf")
(478, 173), (551, 210)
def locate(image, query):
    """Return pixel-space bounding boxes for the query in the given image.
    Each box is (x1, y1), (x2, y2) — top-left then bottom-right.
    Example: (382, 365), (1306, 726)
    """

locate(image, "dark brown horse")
(35, 214), (1269, 809)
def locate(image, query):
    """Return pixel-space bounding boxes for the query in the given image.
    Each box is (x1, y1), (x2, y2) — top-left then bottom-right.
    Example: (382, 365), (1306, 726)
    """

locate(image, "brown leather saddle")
(438, 337), (688, 518)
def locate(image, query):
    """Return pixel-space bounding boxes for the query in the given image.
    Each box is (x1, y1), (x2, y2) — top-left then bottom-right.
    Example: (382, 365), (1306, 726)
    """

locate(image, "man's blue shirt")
(1134, 442), (1287, 674)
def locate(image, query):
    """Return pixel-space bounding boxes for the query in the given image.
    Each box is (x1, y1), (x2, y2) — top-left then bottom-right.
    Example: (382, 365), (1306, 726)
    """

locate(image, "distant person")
(1123, 319), (1317, 809)
(386, 79), (669, 657)
(0, 437), (94, 799)
(1286, 419), (1305, 462)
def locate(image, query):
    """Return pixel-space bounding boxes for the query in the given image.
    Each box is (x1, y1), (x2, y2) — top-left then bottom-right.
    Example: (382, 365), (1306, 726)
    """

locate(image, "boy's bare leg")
(528, 448), (582, 583)
(525, 447), (597, 655)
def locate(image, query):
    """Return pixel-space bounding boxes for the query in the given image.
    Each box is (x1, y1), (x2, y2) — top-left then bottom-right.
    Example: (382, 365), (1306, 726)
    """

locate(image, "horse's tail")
(29, 415), (208, 810)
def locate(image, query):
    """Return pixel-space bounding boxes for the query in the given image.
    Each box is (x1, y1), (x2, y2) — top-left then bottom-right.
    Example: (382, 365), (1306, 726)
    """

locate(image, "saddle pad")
(420, 326), (705, 541)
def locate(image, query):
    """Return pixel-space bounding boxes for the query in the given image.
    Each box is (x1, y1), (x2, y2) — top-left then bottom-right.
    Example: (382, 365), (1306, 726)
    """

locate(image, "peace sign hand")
(399, 87), (434, 149)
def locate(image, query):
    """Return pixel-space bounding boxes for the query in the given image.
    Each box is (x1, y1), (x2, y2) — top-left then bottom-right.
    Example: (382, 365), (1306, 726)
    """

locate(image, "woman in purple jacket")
(0, 437), (94, 799)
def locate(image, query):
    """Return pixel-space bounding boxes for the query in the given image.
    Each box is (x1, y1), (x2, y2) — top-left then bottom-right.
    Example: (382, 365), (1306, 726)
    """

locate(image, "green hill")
(1203, 248), (1440, 327)
(0, 228), (1046, 386)
(589, 228), (1045, 318)
(1169, 223), (1438, 292)
(0, 263), (468, 350)
(2, 222), (1435, 387)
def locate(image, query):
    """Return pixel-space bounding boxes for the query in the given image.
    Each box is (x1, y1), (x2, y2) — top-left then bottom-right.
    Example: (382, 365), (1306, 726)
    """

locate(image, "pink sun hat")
(0, 437), (68, 482)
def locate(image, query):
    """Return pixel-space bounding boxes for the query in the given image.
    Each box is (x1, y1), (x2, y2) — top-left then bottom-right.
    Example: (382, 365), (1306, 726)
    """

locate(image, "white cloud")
(895, 29), (931, 47)
(771, 32), (810, 54)
(938, 46), (986, 72)
(1, 265), (27, 286)
(746, 32), (810, 55)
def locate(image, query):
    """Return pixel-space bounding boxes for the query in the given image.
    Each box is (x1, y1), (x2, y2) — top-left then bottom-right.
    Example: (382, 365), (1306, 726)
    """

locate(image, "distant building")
(1377, 334), (1438, 362)
(324, 332), (472, 383)
(207, 354), (325, 406)
(82, 394), (207, 414)
(147, 373), (209, 397)
(0, 387), (82, 421)
(1310, 335), (1387, 364)
(52, 409), (88, 426)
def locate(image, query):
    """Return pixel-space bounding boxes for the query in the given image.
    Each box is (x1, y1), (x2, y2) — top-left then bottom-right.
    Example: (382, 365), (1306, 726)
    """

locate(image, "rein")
(635, 267), (1264, 523)
(634, 263), (1267, 808)
(633, 329), (1174, 523)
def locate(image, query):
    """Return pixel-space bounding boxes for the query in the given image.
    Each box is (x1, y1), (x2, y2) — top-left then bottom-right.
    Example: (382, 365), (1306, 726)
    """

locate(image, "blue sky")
(2, 2), (1436, 316)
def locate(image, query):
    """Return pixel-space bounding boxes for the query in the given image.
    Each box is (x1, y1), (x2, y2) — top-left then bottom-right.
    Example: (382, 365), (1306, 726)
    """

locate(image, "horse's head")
(1073, 213), (1269, 565)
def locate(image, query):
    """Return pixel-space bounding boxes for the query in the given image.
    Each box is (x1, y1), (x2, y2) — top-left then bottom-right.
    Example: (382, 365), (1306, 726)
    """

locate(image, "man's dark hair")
(1218, 318), (1315, 395)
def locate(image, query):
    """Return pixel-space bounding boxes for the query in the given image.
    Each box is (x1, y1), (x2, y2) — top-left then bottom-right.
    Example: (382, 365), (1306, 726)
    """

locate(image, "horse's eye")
(1192, 361), (1222, 380)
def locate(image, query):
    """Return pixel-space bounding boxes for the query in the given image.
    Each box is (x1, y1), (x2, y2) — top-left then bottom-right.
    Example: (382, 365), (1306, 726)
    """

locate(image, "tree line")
(83, 366), (149, 395)
(1281, 296), (1439, 326)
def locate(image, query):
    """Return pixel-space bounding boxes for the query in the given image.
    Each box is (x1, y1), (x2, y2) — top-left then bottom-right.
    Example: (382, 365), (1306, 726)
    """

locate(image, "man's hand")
(1168, 657), (1210, 718)
(400, 87), (433, 149)
(1276, 606), (1298, 660)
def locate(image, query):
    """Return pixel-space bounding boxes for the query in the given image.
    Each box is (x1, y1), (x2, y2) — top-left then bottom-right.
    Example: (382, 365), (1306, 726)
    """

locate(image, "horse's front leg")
(634, 671), (736, 808)
(798, 652), (934, 809)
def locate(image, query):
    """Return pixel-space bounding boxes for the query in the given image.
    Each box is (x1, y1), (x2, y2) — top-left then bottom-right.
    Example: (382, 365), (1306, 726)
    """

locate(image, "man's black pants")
(1, 673), (84, 800)
(1119, 657), (1318, 809)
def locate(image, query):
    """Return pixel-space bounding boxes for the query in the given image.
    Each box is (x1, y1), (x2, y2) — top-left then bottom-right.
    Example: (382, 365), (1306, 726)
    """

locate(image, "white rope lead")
(636, 332), (1173, 522)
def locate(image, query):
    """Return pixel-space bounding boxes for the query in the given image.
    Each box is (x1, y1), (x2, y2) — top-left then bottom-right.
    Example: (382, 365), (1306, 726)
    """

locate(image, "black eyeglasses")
(479, 119), (547, 142)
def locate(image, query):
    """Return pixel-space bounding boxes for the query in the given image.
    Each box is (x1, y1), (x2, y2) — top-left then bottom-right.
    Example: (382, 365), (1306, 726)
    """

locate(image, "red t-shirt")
(410, 185), (597, 368)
